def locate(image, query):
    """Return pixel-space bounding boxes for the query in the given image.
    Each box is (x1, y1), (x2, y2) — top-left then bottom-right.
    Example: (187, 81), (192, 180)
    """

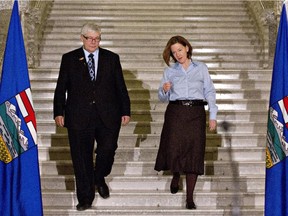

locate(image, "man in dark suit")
(53, 22), (131, 211)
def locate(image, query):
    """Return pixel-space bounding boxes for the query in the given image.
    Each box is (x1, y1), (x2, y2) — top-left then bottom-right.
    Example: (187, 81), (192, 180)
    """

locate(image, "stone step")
(50, 4), (246, 10)
(32, 98), (268, 113)
(44, 24), (256, 35)
(39, 54), (264, 66)
(38, 146), (265, 162)
(32, 89), (270, 107)
(43, 206), (264, 216)
(51, 0), (244, 6)
(43, 31), (259, 41)
(130, 99), (268, 111)
(41, 44), (263, 55)
(40, 57), (267, 70)
(29, 68), (272, 80)
(30, 78), (269, 106)
(41, 53), (266, 69)
(48, 53), (266, 68)
(40, 46), (263, 55)
(39, 59), (267, 69)
(46, 14), (252, 22)
(37, 133), (266, 148)
(29, 74), (272, 94)
(50, 2), (246, 11)
(30, 76), (270, 89)
(41, 174), (264, 192)
(51, 0), (244, 5)
(119, 55), (264, 64)
(130, 110), (268, 121)
(34, 100), (268, 123)
(36, 119), (267, 134)
(49, 9), (249, 16)
(125, 59), (267, 69)
(44, 21), (255, 32)
(35, 107), (268, 122)
(33, 68), (269, 80)
(126, 80), (271, 90)
(51, 7), (246, 14)
(39, 160), (265, 176)
(123, 71), (271, 82)
(41, 38), (260, 48)
(41, 189), (264, 208)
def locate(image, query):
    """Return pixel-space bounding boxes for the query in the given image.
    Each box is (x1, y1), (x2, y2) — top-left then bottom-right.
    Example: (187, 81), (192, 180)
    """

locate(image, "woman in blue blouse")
(154, 35), (218, 210)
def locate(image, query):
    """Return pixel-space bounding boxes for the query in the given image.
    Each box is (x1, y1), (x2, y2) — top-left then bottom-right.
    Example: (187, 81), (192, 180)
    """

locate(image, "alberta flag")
(0, 0), (43, 215)
(265, 2), (288, 216)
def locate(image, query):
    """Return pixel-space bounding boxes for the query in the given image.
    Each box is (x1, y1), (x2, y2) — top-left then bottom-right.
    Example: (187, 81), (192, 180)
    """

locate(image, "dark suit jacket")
(53, 47), (131, 130)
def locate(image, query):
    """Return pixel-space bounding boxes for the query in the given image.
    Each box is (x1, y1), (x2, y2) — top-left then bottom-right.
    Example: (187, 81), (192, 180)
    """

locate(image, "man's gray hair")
(81, 23), (101, 35)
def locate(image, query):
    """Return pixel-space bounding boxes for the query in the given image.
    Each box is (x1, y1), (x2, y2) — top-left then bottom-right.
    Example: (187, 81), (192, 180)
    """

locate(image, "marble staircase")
(30, 0), (270, 215)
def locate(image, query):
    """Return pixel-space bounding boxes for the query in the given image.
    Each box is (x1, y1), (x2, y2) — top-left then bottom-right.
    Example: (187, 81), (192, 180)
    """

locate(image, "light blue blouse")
(158, 60), (218, 120)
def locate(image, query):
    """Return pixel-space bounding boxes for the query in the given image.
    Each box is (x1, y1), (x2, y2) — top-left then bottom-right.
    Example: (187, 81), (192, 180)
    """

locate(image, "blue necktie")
(88, 53), (95, 81)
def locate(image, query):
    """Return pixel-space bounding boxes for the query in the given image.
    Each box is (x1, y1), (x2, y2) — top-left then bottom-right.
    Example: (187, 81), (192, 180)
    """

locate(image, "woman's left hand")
(209, 119), (217, 131)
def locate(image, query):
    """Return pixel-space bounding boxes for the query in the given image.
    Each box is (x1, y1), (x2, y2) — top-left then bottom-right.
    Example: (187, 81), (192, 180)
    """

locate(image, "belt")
(169, 100), (208, 106)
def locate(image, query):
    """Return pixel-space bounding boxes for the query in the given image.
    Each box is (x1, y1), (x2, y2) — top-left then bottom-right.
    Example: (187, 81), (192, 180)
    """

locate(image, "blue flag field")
(265, 2), (288, 216)
(0, 0), (43, 215)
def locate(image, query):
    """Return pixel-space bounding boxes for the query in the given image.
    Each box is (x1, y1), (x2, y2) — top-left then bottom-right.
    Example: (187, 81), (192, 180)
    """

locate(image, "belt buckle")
(183, 101), (193, 106)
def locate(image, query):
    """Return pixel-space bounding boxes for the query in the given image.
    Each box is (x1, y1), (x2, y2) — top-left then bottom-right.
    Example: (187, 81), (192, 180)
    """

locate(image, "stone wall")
(245, 0), (283, 68)
(0, 0), (53, 69)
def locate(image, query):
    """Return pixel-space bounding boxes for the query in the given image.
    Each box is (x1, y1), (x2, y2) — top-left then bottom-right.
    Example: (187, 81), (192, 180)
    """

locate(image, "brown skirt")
(154, 103), (206, 175)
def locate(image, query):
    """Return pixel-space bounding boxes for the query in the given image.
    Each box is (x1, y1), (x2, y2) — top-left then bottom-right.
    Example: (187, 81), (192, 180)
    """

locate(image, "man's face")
(81, 31), (101, 53)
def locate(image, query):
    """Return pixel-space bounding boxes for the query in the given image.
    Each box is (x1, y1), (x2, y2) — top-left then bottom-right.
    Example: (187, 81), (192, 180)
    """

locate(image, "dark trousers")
(67, 106), (120, 204)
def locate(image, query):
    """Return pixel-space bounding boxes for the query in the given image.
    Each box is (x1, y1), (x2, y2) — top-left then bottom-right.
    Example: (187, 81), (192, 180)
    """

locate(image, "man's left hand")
(122, 116), (130, 126)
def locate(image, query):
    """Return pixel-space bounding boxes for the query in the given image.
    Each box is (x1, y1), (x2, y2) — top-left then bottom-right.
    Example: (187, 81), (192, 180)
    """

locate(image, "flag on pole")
(0, 0), (43, 215)
(265, 2), (288, 216)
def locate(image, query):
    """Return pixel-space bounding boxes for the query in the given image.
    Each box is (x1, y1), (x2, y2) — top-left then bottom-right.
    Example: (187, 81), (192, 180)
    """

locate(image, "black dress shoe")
(97, 183), (110, 199)
(76, 203), (91, 211)
(186, 201), (196, 209)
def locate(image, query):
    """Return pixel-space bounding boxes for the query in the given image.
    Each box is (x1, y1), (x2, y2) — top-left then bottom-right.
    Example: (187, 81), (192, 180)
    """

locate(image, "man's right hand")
(55, 116), (65, 127)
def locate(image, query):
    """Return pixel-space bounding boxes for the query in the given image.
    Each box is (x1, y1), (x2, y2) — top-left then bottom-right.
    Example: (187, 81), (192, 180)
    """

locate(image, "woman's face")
(170, 43), (189, 64)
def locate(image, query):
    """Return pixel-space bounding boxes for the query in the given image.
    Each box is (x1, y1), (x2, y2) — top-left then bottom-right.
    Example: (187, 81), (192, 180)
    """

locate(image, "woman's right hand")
(163, 82), (172, 93)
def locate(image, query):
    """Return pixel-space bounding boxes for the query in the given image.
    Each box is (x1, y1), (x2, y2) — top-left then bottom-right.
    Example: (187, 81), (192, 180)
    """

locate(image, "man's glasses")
(82, 35), (101, 42)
